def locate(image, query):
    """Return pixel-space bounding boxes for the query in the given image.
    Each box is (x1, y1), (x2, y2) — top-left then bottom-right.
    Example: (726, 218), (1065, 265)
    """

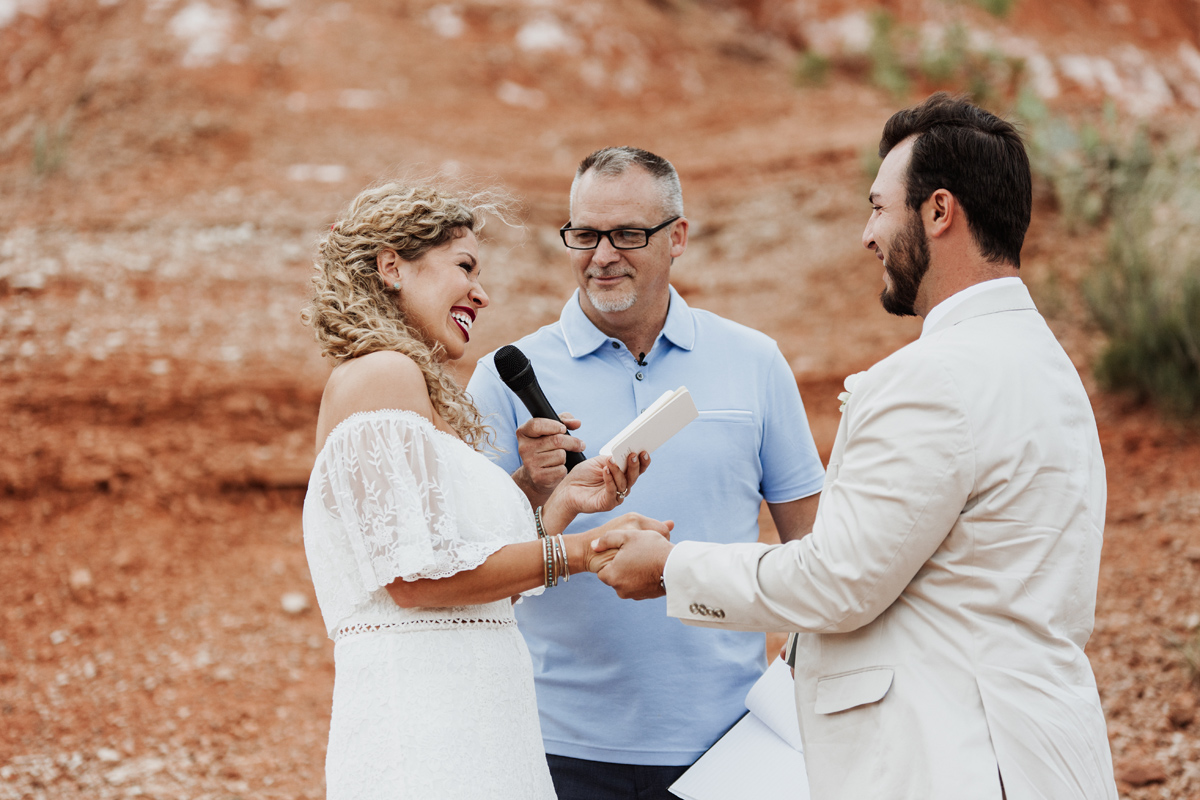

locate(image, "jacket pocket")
(814, 667), (894, 714)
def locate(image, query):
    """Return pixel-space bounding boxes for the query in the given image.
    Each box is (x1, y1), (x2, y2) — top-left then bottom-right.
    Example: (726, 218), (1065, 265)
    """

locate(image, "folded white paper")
(599, 387), (698, 465)
(669, 658), (811, 800)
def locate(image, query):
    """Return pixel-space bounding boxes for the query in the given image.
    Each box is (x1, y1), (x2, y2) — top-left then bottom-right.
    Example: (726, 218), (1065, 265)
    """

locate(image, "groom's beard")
(879, 212), (930, 317)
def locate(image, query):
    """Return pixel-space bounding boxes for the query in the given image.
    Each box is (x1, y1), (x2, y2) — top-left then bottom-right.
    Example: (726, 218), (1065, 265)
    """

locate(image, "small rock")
(104, 756), (164, 786)
(9, 272), (46, 291)
(97, 747), (121, 763)
(1116, 755), (1167, 786)
(280, 592), (309, 615)
(112, 549), (138, 571)
(68, 568), (93, 591)
(49, 630), (68, 645)
(1185, 546), (1200, 563)
(1168, 692), (1197, 728)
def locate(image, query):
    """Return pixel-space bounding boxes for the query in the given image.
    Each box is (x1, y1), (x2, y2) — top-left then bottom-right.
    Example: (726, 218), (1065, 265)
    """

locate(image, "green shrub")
(1019, 95), (1200, 416)
(917, 22), (1020, 105)
(1082, 142), (1200, 417)
(1168, 626), (1200, 687)
(868, 11), (909, 98)
(1018, 93), (1153, 232)
(968, 0), (1016, 17)
(33, 120), (70, 176)
(861, 145), (882, 183)
(919, 22), (970, 85)
(795, 51), (831, 87)
(844, 14), (1015, 104)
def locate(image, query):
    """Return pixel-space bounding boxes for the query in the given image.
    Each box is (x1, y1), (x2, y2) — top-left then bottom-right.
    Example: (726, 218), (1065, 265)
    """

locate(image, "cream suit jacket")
(664, 283), (1117, 800)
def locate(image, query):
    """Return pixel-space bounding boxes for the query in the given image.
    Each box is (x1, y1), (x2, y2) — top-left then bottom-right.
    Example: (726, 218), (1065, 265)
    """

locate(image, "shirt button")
(611, 342), (620, 349)
(636, 372), (644, 381)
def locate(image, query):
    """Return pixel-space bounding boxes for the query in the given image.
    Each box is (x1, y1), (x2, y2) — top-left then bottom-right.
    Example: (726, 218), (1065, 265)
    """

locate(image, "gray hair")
(569, 146), (684, 218)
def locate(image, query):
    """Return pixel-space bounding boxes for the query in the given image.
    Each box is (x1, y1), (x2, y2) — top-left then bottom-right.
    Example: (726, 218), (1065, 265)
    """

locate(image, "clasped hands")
(590, 524), (674, 600)
(520, 414), (676, 601)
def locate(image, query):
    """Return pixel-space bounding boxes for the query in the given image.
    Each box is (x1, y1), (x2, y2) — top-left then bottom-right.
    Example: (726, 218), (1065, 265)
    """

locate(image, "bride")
(300, 181), (670, 799)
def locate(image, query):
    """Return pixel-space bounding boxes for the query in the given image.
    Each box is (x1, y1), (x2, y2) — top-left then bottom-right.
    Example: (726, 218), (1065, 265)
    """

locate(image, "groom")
(594, 93), (1119, 799)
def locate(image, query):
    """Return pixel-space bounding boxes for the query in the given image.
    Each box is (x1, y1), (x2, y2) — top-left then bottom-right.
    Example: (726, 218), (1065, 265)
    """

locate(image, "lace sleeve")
(315, 411), (515, 593)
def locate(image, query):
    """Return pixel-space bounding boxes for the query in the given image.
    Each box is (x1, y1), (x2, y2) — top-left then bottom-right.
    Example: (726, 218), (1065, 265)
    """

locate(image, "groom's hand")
(593, 529), (674, 600)
(581, 514), (672, 573)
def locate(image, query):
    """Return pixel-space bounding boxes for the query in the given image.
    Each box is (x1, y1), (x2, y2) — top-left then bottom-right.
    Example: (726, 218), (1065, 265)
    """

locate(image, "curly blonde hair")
(303, 180), (508, 449)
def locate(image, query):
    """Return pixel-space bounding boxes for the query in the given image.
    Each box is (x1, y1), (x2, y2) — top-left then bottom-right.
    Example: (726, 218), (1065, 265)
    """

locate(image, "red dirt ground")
(1, 1), (1199, 798)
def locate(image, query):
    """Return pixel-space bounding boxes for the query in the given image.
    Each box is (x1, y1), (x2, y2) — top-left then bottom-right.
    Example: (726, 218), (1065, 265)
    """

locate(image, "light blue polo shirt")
(467, 287), (825, 765)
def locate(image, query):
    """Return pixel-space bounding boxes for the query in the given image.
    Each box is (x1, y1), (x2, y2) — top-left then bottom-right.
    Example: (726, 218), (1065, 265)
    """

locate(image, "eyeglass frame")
(558, 216), (681, 251)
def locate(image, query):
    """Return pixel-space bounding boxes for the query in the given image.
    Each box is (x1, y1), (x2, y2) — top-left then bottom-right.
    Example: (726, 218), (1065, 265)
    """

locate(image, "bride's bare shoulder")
(315, 352), (434, 447)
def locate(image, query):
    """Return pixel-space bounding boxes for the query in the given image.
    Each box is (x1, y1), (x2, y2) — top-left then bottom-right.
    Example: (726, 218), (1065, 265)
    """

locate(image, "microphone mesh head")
(494, 345), (534, 390)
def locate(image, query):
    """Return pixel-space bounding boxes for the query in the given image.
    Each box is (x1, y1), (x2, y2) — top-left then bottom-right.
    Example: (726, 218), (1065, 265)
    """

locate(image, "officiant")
(467, 146), (826, 800)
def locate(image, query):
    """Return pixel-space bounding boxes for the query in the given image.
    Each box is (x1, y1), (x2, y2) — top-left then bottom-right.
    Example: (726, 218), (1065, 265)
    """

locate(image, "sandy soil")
(1, 1), (1199, 798)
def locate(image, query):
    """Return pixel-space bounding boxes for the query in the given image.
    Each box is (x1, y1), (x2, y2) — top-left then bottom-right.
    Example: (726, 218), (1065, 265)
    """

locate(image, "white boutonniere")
(838, 371), (867, 413)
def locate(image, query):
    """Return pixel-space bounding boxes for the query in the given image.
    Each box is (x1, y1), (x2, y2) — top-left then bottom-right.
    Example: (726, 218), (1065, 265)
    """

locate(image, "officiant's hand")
(592, 529), (675, 600)
(512, 414), (587, 504)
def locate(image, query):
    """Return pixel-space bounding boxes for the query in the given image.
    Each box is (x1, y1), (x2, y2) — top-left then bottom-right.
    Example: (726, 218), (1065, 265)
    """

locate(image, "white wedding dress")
(302, 409), (557, 799)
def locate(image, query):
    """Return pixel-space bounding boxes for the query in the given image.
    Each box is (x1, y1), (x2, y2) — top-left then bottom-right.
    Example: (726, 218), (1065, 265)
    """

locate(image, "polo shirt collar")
(559, 285), (697, 358)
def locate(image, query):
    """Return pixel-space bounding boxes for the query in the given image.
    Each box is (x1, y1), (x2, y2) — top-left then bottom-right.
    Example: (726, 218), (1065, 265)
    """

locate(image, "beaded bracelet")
(536, 506), (569, 587)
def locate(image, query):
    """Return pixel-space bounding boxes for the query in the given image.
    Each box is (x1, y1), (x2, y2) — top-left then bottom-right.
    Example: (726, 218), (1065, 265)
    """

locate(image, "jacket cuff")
(665, 540), (731, 626)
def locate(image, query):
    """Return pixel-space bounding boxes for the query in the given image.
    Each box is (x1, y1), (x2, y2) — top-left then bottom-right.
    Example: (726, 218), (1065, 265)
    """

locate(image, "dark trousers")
(547, 754), (692, 800)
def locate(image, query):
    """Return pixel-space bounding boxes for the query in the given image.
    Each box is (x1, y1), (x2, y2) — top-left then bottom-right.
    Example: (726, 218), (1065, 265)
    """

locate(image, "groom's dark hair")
(879, 93), (1031, 268)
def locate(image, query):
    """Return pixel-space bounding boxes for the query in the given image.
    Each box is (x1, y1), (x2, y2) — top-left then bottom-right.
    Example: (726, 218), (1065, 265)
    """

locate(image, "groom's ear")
(924, 189), (956, 239)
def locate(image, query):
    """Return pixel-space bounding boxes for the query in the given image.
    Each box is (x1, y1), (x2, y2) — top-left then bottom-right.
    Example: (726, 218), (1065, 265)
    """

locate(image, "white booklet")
(669, 658), (811, 800)
(599, 386), (698, 464)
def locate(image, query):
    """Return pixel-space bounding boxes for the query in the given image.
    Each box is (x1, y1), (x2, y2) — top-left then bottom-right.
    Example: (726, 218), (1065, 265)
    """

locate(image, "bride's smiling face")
(380, 229), (489, 361)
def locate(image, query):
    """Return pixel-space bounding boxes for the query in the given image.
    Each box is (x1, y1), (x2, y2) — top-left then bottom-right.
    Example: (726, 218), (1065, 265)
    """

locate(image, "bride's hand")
(548, 451), (650, 518)
(579, 512), (672, 573)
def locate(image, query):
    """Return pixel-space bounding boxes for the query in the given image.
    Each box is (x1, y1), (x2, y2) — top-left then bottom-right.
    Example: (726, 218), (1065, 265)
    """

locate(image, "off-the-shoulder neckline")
(319, 408), (471, 459)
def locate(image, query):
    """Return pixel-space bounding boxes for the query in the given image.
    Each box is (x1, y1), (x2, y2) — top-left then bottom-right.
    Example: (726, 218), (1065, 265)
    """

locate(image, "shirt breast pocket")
(694, 409), (756, 428)
(683, 409), (760, 486)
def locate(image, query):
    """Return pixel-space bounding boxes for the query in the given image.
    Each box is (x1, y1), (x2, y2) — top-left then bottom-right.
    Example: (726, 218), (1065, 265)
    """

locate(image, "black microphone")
(494, 345), (586, 472)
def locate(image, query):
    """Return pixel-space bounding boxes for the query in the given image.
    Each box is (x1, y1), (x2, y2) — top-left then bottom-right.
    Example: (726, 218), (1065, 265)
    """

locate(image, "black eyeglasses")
(559, 216), (680, 250)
